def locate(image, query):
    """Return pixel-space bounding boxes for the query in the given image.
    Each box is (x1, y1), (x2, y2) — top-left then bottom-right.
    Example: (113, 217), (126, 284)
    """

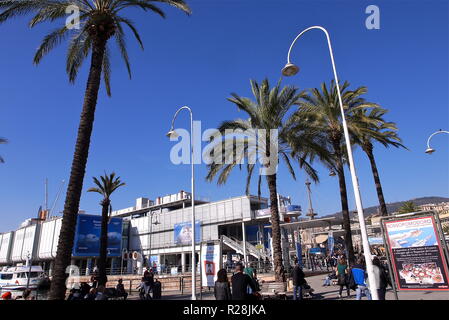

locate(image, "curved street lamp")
(425, 130), (449, 154)
(281, 26), (378, 300)
(167, 106), (197, 300)
(148, 209), (161, 272)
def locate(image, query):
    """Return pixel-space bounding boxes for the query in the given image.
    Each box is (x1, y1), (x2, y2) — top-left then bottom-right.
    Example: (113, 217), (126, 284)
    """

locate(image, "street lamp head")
(281, 63), (299, 77)
(425, 147), (435, 154)
(166, 129), (178, 139)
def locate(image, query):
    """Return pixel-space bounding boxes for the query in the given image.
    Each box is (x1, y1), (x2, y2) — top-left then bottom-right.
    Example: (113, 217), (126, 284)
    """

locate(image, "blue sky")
(1, 0), (448, 232)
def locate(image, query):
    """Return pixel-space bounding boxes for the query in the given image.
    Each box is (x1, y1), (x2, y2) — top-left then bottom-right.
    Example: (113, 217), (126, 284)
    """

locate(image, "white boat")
(0, 265), (49, 290)
(411, 235), (432, 247)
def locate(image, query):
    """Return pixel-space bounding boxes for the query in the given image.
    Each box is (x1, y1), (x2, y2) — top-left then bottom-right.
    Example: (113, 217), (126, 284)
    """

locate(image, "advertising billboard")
(73, 214), (123, 257)
(201, 241), (221, 287)
(384, 215), (449, 291)
(255, 205), (301, 219)
(174, 221), (201, 245)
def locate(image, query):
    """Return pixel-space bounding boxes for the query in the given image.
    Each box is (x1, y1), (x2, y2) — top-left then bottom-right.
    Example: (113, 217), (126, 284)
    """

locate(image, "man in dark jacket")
(231, 263), (256, 300)
(291, 260), (306, 300)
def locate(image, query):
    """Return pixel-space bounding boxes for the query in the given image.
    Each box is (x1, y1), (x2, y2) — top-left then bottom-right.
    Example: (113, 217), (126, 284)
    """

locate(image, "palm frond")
(34, 25), (71, 65)
(114, 21), (131, 78)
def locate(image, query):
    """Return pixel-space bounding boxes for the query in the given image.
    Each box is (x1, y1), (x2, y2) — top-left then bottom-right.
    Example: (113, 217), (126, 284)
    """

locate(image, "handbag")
(337, 273), (347, 285)
(348, 270), (357, 291)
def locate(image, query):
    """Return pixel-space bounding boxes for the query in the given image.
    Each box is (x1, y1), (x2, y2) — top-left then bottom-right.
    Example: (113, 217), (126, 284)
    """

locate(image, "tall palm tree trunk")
(266, 173), (284, 282)
(98, 199), (110, 286)
(333, 141), (356, 265)
(364, 143), (388, 216)
(49, 38), (107, 300)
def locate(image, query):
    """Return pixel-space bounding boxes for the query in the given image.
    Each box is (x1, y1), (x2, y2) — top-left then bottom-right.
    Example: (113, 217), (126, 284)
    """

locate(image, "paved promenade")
(128, 274), (448, 301)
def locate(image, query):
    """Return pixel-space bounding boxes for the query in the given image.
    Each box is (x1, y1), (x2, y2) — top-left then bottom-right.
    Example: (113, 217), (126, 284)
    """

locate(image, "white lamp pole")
(425, 130), (449, 154)
(281, 26), (378, 300)
(167, 106), (196, 300)
(148, 209), (161, 272)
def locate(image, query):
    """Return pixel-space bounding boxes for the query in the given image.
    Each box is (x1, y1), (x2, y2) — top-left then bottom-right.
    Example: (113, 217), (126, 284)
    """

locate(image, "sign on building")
(72, 214), (123, 257)
(384, 215), (449, 291)
(173, 221), (201, 245)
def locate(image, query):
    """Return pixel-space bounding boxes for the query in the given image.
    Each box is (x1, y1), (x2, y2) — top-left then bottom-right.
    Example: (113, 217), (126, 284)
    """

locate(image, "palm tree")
(87, 172), (125, 286)
(398, 201), (419, 214)
(0, 0), (191, 299)
(0, 138), (7, 163)
(206, 79), (325, 282)
(353, 107), (406, 216)
(292, 81), (378, 264)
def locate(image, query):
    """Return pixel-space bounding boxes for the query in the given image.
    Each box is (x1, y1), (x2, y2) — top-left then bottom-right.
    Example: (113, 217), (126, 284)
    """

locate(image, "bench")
(260, 282), (287, 300)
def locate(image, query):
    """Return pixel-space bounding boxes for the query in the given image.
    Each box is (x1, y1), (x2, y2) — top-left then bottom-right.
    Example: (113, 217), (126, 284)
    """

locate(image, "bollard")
(181, 277), (184, 295)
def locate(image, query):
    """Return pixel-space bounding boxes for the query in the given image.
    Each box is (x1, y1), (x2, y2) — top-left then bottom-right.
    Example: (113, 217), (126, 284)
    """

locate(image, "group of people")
(323, 255), (392, 300)
(0, 288), (35, 300)
(137, 268), (162, 300)
(66, 278), (129, 301)
(308, 254), (334, 271)
(214, 263), (260, 300)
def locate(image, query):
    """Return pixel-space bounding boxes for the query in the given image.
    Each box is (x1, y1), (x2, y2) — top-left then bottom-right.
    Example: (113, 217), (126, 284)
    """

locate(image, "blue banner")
(286, 205), (301, 213)
(73, 214), (122, 257)
(174, 221), (201, 245)
(309, 247), (325, 255)
(328, 233), (335, 255)
(295, 242), (302, 267)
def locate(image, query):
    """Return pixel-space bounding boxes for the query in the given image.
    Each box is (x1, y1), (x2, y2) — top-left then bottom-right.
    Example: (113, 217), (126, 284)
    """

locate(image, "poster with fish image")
(384, 216), (449, 290)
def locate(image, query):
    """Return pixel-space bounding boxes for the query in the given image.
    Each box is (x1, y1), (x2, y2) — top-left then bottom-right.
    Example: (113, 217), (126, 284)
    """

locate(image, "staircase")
(245, 240), (270, 260)
(221, 235), (269, 260)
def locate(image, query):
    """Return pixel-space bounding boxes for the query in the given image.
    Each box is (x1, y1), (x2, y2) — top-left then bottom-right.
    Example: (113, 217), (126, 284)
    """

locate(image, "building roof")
(265, 216), (354, 230)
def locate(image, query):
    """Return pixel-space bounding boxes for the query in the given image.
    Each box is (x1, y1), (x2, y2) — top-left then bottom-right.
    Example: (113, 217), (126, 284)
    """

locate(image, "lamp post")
(167, 106), (197, 300)
(425, 130), (449, 154)
(26, 251), (32, 290)
(281, 25), (378, 300)
(148, 209), (161, 272)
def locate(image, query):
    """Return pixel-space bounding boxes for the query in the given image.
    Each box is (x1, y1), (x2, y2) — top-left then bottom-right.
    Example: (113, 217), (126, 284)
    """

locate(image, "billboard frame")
(380, 210), (449, 295)
(72, 213), (123, 258)
(199, 239), (222, 300)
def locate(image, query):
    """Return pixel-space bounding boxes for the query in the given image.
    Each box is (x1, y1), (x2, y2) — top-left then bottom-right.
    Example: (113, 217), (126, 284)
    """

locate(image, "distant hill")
(322, 196), (449, 218)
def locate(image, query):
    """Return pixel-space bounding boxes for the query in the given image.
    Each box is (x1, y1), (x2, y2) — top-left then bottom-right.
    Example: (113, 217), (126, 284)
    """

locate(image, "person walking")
(351, 257), (372, 300)
(214, 268), (232, 300)
(137, 277), (151, 300)
(144, 269), (154, 298)
(231, 263), (256, 300)
(336, 257), (350, 298)
(372, 256), (391, 300)
(243, 263), (258, 294)
(291, 260), (306, 300)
